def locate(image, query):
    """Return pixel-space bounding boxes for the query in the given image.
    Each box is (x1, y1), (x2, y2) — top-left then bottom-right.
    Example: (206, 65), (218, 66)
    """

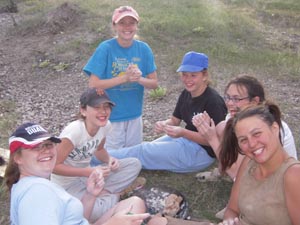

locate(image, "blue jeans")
(91, 135), (215, 173)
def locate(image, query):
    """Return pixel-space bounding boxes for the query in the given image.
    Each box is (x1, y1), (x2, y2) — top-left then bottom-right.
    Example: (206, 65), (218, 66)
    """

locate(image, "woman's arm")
(93, 138), (110, 163)
(154, 116), (181, 134)
(52, 138), (93, 177)
(82, 169), (105, 220)
(223, 157), (250, 220)
(159, 115), (210, 144)
(138, 71), (158, 89)
(89, 74), (127, 89)
(177, 128), (210, 145)
(284, 163), (300, 225)
(93, 138), (119, 172)
(88, 70), (158, 90)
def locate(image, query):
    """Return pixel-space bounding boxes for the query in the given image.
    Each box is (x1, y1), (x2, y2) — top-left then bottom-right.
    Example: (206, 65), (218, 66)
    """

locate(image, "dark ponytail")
(219, 118), (242, 173)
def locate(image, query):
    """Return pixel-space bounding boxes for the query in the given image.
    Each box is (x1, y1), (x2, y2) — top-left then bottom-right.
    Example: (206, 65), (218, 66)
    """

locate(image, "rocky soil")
(0, 2), (299, 156)
(0, 4), (180, 142)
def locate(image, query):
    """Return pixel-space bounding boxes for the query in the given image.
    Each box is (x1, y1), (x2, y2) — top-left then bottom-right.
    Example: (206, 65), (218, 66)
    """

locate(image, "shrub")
(149, 86), (167, 99)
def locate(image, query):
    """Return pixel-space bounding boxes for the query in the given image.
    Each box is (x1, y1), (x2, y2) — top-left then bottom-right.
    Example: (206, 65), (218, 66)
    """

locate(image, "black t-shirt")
(173, 86), (227, 157)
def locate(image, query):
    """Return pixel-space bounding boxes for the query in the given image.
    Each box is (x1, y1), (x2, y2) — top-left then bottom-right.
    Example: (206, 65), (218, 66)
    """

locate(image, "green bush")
(149, 86), (167, 99)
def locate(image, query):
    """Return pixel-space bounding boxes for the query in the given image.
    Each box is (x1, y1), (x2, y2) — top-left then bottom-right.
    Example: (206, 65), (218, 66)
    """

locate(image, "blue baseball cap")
(176, 51), (209, 72)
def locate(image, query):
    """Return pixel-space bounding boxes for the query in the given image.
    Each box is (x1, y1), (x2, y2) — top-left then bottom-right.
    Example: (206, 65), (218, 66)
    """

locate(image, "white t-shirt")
(281, 121), (297, 159)
(51, 120), (111, 188)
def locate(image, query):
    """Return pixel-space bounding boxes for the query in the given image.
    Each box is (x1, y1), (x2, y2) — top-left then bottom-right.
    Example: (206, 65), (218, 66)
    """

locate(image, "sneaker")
(195, 168), (221, 182)
(121, 176), (146, 197)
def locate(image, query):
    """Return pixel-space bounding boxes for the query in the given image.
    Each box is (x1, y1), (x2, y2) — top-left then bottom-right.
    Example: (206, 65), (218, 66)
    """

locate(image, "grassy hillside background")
(0, 0), (299, 224)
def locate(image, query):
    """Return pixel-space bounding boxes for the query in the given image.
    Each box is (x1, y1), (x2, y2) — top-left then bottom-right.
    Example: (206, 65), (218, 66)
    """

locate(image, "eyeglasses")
(223, 95), (249, 103)
(32, 142), (56, 151)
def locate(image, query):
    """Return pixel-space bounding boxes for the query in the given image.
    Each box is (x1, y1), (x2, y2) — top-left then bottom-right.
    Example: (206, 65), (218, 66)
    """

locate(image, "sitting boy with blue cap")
(93, 51), (227, 173)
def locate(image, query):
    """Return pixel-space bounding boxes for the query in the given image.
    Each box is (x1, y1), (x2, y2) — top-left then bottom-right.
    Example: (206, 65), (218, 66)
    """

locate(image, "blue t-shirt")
(83, 38), (157, 122)
(10, 177), (89, 225)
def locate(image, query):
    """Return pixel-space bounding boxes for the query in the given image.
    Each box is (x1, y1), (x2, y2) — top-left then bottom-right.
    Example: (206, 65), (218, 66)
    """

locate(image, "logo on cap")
(25, 124), (47, 135)
(9, 122), (61, 154)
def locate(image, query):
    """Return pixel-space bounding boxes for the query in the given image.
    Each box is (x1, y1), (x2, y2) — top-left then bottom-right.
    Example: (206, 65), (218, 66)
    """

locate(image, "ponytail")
(4, 151), (21, 192)
(219, 118), (242, 173)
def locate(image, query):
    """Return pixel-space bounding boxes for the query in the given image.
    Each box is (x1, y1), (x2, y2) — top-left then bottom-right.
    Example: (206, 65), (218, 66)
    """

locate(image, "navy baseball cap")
(80, 88), (115, 107)
(9, 122), (61, 154)
(176, 51), (208, 72)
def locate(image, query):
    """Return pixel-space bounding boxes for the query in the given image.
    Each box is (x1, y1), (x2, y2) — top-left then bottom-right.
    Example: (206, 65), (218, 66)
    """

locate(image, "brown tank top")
(238, 157), (299, 225)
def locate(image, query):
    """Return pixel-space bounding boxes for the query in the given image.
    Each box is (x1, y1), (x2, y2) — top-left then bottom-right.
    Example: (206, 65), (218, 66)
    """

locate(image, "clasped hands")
(192, 111), (217, 141)
(124, 64), (142, 83)
(154, 120), (183, 138)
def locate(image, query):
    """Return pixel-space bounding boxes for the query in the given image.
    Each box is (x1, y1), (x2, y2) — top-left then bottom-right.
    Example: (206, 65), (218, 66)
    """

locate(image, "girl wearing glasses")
(193, 75), (297, 181)
(4, 122), (167, 225)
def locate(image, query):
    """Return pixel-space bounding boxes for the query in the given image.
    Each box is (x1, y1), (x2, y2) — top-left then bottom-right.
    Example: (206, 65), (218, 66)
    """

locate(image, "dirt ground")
(0, 2), (299, 147)
(0, 1), (300, 224)
(0, 3), (198, 223)
(0, 2), (184, 139)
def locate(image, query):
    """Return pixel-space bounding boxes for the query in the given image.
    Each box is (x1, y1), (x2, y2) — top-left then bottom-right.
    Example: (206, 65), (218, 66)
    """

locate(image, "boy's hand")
(154, 120), (167, 134)
(163, 125), (183, 138)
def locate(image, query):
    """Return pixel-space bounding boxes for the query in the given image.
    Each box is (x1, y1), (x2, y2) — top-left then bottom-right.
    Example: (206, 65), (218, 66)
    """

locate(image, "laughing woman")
(4, 122), (166, 225)
(218, 102), (300, 225)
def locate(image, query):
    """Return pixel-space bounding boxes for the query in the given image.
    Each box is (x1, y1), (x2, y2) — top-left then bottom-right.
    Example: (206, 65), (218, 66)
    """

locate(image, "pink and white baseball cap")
(112, 6), (139, 24)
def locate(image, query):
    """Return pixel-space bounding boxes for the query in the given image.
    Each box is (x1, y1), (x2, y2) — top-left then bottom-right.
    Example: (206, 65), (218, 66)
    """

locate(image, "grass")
(1, 0), (300, 224)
